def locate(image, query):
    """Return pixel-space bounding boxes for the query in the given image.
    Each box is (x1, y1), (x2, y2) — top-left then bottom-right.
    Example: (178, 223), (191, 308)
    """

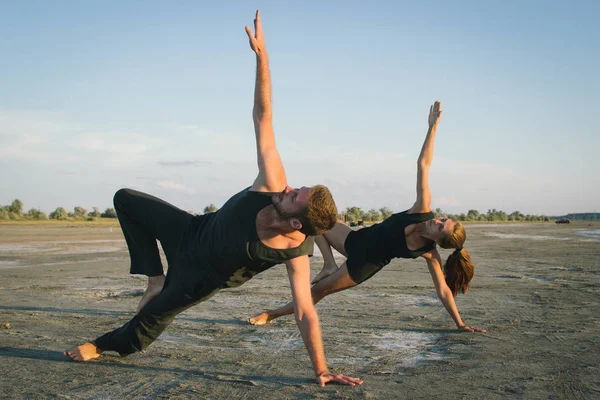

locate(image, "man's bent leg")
(136, 274), (166, 315)
(113, 189), (193, 312)
(114, 189), (192, 276)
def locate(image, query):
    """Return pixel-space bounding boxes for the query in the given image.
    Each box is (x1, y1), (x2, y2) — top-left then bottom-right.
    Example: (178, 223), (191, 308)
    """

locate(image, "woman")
(250, 101), (486, 333)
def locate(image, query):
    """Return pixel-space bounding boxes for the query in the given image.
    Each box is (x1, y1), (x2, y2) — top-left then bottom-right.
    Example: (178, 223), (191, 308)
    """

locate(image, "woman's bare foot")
(311, 262), (339, 285)
(249, 312), (274, 326)
(63, 343), (102, 361)
(136, 274), (165, 315)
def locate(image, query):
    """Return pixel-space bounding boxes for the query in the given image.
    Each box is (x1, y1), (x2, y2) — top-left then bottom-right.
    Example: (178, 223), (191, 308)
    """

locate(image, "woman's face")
(425, 217), (456, 242)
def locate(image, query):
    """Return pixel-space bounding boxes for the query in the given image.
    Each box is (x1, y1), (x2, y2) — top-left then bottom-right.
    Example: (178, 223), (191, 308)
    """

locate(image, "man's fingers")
(336, 376), (359, 386)
(335, 374), (363, 386)
(339, 375), (362, 383)
(318, 374), (363, 387)
(340, 377), (357, 386)
(256, 10), (262, 29)
(330, 375), (353, 386)
(245, 25), (254, 39)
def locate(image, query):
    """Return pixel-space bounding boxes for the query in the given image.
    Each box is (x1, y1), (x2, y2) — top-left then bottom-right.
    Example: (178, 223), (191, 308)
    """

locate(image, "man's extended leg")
(64, 272), (220, 360)
(249, 262), (357, 325)
(112, 188), (192, 313)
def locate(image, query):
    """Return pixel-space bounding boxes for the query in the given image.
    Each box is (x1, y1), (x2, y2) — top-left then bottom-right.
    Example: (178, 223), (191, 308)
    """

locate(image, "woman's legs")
(310, 235), (339, 284)
(249, 261), (357, 325)
(310, 222), (352, 284)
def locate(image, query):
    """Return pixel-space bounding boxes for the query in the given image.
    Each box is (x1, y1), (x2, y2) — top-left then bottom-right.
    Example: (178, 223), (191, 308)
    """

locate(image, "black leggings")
(93, 189), (220, 355)
(114, 188), (191, 276)
(344, 230), (390, 284)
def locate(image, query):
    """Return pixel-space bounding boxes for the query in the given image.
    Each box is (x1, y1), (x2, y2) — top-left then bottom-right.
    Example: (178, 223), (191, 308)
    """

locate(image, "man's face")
(272, 185), (311, 217)
(426, 216), (456, 242)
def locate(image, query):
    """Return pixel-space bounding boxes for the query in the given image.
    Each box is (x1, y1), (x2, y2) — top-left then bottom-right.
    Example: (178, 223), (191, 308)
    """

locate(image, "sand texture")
(1, 222), (599, 399)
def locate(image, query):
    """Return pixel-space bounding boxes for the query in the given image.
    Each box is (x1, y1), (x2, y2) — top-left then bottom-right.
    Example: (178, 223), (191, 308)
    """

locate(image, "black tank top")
(345, 210), (435, 269)
(195, 187), (314, 288)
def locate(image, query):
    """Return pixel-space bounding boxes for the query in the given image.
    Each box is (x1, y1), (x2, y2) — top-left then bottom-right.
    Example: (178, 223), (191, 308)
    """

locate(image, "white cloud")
(0, 110), (165, 167)
(434, 196), (462, 208)
(68, 131), (165, 167)
(1, 109), (598, 215)
(157, 180), (195, 194)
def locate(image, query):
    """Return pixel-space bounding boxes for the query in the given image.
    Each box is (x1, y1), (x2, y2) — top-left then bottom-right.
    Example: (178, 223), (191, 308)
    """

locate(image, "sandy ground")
(0, 221), (599, 399)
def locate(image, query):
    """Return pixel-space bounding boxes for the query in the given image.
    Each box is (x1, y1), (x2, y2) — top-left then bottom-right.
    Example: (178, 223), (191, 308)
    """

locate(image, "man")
(64, 10), (362, 388)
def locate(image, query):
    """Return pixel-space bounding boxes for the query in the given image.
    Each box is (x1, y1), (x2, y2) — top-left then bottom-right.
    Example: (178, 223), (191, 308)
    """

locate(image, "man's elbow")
(253, 108), (272, 123)
(418, 160), (431, 171)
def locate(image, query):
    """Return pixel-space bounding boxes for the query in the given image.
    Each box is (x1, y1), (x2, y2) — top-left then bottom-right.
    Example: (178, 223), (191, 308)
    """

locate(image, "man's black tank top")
(345, 210), (436, 270)
(194, 187), (314, 288)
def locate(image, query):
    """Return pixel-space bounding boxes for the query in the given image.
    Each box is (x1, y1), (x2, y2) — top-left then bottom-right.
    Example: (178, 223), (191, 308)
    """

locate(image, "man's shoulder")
(218, 187), (273, 217)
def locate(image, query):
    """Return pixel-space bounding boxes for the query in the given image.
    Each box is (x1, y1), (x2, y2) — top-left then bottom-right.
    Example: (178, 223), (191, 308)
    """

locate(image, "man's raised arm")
(245, 10), (287, 193)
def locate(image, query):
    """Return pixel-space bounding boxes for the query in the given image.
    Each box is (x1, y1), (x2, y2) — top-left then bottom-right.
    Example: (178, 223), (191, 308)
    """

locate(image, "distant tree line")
(0, 199), (220, 222)
(435, 208), (552, 222)
(0, 199), (575, 224)
(0, 199), (119, 221)
(553, 212), (598, 221)
(343, 207), (393, 223)
(341, 207), (552, 223)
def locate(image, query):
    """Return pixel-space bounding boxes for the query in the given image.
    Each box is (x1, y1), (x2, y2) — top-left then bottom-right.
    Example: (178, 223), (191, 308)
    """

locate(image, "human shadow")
(0, 305), (129, 317)
(0, 347), (309, 387)
(0, 305), (246, 326)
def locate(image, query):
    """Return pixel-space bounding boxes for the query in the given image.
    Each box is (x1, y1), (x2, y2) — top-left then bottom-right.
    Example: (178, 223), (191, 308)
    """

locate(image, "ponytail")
(439, 221), (474, 296)
(443, 248), (474, 296)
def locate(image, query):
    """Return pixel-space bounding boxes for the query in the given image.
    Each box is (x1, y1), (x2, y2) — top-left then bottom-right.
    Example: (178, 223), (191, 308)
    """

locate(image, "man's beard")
(274, 199), (294, 219)
(272, 188), (301, 219)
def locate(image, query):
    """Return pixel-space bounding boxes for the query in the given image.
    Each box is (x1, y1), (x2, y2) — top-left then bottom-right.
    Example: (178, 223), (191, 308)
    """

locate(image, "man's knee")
(113, 188), (135, 210)
(114, 188), (130, 202)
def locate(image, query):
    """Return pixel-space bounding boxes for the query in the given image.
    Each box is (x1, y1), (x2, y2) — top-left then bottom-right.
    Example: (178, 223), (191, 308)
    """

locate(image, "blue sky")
(1, 1), (598, 215)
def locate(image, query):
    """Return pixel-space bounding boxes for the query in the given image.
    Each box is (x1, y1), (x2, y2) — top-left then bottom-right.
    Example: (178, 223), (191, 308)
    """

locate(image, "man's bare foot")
(136, 274), (165, 315)
(311, 262), (338, 285)
(63, 343), (101, 361)
(249, 312), (274, 326)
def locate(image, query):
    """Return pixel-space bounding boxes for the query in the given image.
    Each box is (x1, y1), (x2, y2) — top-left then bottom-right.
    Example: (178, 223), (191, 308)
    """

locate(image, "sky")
(1, 0), (598, 216)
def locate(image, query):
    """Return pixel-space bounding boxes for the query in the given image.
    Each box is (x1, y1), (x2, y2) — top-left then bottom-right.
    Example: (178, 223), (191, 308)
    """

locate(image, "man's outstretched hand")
(245, 10), (266, 55)
(458, 324), (487, 333)
(316, 372), (363, 387)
